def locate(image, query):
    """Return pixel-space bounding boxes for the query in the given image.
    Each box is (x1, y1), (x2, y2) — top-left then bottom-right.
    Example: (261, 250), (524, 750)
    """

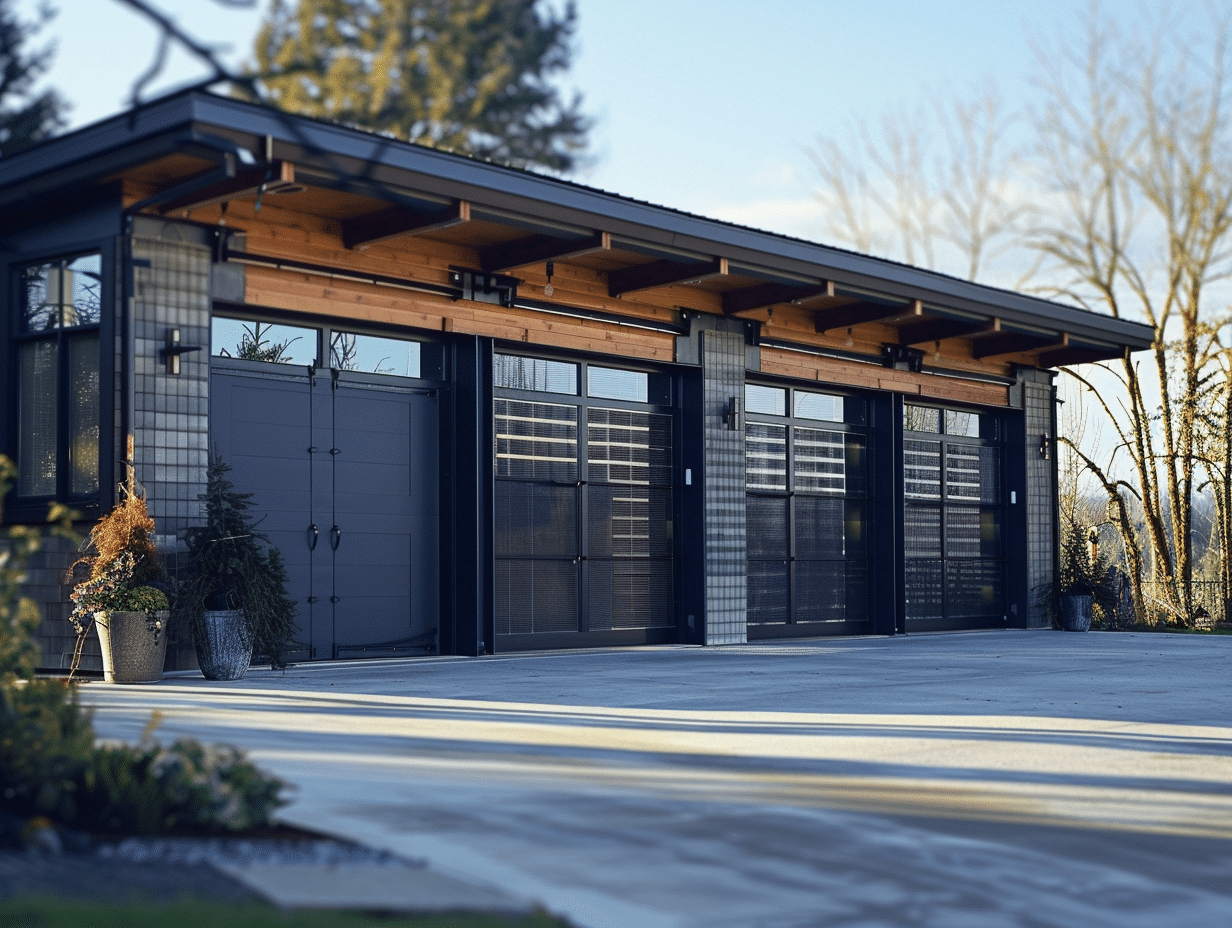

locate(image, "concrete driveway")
(80, 629), (1232, 927)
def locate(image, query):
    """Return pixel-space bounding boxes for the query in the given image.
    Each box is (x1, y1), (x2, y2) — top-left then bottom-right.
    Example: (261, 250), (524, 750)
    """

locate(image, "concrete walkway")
(79, 630), (1232, 927)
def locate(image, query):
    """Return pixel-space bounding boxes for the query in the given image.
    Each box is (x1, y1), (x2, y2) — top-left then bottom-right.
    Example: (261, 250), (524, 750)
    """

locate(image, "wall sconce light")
(543, 260), (554, 297)
(723, 396), (742, 431)
(160, 328), (202, 375)
(1038, 432), (1051, 460)
(881, 344), (924, 373)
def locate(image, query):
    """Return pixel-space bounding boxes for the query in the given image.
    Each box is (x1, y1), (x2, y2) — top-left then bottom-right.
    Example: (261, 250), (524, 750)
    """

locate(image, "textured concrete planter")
(1060, 594), (1093, 632)
(195, 609), (254, 681)
(96, 611), (168, 683)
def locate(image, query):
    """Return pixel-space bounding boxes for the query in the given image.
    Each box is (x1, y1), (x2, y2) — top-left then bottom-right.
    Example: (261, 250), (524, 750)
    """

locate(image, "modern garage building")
(0, 91), (1153, 669)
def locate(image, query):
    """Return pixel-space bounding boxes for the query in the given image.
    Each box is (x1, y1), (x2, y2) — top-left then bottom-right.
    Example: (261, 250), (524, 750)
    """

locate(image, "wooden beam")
(722, 280), (833, 315)
(815, 298), (921, 333)
(898, 316), (991, 346)
(156, 161), (296, 215)
(481, 231), (610, 273)
(970, 329), (1060, 359)
(608, 257), (727, 297)
(342, 200), (470, 250)
(1037, 338), (1128, 367)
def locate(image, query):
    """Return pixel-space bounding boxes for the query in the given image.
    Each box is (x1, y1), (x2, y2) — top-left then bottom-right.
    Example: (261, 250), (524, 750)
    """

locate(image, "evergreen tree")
(252, 0), (589, 173)
(0, 0), (67, 157)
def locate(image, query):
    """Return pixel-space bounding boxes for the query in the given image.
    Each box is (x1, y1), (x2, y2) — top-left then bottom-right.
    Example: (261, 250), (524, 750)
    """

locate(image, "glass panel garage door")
(904, 405), (1004, 630)
(745, 384), (870, 636)
(494, 355), (674, 645)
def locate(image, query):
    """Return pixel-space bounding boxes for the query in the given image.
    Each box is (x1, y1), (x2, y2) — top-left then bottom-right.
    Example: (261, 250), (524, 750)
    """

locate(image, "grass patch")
(0, 898), (572, 928)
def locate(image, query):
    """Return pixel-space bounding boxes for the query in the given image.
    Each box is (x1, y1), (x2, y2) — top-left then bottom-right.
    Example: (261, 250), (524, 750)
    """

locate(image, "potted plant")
(1057, 524), (1115, 632)
(177, 454), (297, 679)
(68, 491), (170, 683)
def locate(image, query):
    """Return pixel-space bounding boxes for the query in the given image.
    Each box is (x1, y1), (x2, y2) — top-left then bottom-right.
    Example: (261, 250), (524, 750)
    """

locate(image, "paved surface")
(79, 630), (1232, 927)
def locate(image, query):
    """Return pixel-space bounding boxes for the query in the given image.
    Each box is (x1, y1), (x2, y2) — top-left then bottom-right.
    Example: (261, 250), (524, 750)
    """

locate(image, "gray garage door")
(211, 361), (439, 660)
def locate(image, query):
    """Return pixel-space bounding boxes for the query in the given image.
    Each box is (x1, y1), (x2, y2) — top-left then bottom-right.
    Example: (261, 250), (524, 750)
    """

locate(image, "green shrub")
(111, 585), (169, 615)
(1, 457), (286, 837)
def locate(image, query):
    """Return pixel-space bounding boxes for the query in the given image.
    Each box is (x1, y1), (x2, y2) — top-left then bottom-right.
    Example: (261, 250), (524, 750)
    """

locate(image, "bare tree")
(806, 82), (1028, 283)
(1030, 5), (1232, 625)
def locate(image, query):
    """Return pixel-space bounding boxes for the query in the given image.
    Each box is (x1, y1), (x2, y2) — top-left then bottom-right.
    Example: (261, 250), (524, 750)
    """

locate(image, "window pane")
(67, 254), (102, 326)
(68, 333), (101, 496)
(212, 318), (317, 365)
(904, 439), (942, 499)
(18, 340), (58, 496)
(494, 400), (578, 481)
(494, 354), (578, 394)
(904, 405), (941, 432)
(795, 390), (844, 422)
(945, 409), (981, 437)
(795, 427), (849, 494)
(745, 423), (787, 491)
(745, 384), (786, 416)
(588, 366), (647, 402)
(20, 256), (103, 331)
(330, 331), (420, 377)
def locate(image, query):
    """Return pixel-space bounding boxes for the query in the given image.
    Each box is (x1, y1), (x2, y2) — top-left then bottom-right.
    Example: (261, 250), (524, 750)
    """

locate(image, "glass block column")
(700, 329), (748, 644)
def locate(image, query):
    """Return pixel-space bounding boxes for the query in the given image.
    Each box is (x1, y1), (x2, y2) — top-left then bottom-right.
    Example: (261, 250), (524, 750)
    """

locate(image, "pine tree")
(252, 0), (589, 173)
(0, 0), (67, 157)
(179, 456), (298, 670)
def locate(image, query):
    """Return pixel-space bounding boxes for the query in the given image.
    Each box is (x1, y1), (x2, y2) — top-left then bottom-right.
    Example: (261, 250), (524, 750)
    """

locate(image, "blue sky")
(22, 0), (1110, 243)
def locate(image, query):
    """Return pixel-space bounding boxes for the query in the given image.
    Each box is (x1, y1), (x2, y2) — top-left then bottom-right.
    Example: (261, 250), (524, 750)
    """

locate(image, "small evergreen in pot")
(177, 455), (296, 678)
(68, 490), (170, 683)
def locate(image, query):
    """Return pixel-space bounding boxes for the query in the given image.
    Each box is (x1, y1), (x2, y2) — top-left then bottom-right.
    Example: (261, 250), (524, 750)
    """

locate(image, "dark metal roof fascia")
(2, 90), (1156, 352)
(190, 95), (1151, 350)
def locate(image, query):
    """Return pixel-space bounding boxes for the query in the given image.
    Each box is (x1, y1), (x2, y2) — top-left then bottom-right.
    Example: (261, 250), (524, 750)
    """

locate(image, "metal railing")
(1140, 580), (1228, 627)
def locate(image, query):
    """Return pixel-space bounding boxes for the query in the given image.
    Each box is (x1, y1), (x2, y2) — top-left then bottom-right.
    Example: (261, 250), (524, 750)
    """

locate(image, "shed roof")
(0, 89), (1154, 366)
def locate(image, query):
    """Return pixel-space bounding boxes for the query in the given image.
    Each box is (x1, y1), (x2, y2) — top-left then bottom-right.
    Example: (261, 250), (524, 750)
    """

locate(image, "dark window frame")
(5, 246), (113, 519)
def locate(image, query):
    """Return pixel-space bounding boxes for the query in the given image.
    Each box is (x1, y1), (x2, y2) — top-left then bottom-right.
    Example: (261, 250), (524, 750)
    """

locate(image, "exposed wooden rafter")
(342, 199), (471, 250)
(722, 280), (834, 315)
(155, 160), (297, 215)
(608, 257), (727, 297)
(1037, 340), (1126, 368)
(815, 298), (922, 333)
(898, 316), (991, 346)
(481, 230), (611, 273)
(970, 329), (1061, 360)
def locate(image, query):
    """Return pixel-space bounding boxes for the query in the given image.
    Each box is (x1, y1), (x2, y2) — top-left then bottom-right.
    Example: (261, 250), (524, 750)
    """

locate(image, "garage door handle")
(307, 524), (318, 551)
(330, 525), (342, 551)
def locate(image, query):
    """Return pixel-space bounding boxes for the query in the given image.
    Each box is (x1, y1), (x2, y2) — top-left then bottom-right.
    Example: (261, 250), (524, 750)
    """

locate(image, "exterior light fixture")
(723, 396), (742, 431)
(1038, 433), (1051, 460)
(544, 260), (554, 297)
(160, 328), (202, 375)
(844, 327), (854, 348)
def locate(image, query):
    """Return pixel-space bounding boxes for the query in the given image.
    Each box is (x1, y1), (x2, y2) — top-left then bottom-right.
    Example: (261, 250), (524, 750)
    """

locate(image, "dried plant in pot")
(68, 490), (170, 683)
(177, 455), (297, 680)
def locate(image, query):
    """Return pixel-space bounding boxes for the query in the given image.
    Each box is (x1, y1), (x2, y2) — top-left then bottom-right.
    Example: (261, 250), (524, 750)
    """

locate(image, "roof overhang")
(0, 89), (1155, 367)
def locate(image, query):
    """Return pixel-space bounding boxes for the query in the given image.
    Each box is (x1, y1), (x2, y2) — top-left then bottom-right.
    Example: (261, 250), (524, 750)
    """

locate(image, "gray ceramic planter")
(195, 609), (254, 680)
(1059, 594), (1093, 632)
(96, 610), (168, 683)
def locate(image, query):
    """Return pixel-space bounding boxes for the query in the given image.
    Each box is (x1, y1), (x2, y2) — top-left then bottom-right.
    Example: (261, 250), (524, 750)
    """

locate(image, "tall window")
(14, 254), (102, 499)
